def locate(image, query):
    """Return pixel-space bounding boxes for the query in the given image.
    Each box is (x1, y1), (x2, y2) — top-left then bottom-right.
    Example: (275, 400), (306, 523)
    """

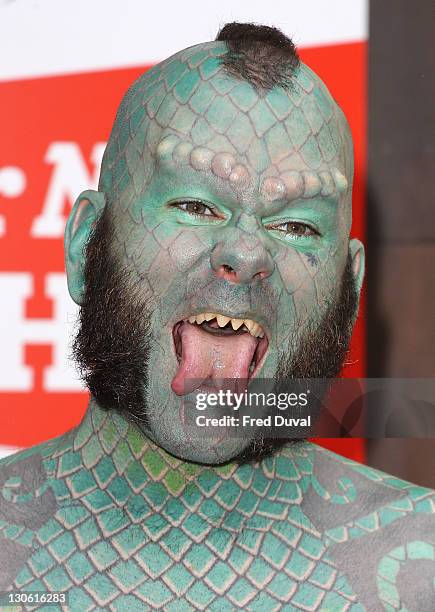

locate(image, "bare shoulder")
(311, 442), (435, 511)
(300, 444), (435, 608)
(0, 434), (64, 487)
(0, 436), (66, 589)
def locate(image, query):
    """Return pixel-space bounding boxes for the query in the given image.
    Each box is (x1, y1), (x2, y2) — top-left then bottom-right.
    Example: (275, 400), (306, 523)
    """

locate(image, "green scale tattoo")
(1, 24), (434, 610)
(1, 404), (435, 610)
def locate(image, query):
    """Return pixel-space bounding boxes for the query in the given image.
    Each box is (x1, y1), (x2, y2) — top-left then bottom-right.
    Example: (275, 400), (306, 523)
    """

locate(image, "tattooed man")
(1, 23), (434, 611)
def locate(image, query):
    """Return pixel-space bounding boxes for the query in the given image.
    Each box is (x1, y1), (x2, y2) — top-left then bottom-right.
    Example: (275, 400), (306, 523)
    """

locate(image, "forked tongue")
(172, 321), (258, 396)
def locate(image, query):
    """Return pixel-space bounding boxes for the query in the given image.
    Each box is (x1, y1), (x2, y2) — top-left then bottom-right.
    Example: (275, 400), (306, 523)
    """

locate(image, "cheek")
(114, 219), (213, 300)
(274, 246), (341, 325)
(163, 227), (212, 273)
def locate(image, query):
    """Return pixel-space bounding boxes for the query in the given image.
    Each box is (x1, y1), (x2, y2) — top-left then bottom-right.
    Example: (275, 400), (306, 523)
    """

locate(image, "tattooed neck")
(68, 399), (313, 494)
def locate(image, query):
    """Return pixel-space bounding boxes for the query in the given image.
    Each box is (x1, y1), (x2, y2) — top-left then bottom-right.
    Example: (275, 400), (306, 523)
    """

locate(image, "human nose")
(210, 233), (275, 284)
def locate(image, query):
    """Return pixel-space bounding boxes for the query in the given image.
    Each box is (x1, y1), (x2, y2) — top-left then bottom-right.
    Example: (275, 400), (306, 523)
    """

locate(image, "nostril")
(216, 264), (238, 281)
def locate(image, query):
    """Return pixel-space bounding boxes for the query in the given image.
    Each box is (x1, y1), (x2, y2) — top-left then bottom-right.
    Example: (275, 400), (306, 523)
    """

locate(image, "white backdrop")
(0, 0), (367, 80)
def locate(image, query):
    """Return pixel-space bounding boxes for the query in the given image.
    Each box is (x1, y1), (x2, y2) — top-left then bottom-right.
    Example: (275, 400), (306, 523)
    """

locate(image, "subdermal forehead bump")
(156, 134), (252, 190)
(260, 168), (348, 203)
(156, 133), (347, 201)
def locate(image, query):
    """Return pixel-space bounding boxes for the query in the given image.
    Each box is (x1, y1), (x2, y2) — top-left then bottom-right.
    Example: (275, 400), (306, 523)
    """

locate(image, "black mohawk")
(216, 22), (300, 91)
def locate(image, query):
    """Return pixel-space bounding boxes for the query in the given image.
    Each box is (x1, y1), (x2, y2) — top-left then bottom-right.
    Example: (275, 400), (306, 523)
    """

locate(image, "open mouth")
(171, 312), (269, 396)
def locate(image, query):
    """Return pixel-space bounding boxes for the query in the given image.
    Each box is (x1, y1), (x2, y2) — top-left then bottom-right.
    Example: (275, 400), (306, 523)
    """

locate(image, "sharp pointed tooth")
(231, 318), (244, 330)
(204, 312), (214, 321)
(196, 314), (206, 324)
(244, 319), (254, 332)
(217, 314), (230, 327)
(259, 330), (265, 338)
(251, 323), (261, 337)
(188, 316), (196, 324)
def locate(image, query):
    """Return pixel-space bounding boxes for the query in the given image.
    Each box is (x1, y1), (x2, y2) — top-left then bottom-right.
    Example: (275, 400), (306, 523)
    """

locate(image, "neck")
(67, 399), (314, 503)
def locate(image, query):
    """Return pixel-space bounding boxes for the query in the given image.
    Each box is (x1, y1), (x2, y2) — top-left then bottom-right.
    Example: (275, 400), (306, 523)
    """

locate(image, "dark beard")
(73, 205), (152, 428)
(74, 206), (358, 460)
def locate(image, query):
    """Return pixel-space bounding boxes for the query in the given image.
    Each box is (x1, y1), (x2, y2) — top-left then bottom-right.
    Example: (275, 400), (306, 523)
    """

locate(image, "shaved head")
(99, 36), (353, 218)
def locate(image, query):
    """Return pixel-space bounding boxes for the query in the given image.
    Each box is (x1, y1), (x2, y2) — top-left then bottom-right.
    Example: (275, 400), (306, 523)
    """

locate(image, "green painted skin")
(1, 41), (435, 610)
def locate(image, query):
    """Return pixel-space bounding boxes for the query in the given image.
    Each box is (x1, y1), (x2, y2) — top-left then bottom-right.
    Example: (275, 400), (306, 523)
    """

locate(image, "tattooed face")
(66, 42), (364, 464)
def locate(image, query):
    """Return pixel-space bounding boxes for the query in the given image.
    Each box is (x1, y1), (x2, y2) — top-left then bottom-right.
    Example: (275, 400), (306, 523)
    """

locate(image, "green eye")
(266, 221), (319, 239)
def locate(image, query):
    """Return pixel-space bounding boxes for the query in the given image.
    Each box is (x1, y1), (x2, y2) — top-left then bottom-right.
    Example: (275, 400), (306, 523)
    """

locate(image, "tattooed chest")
(2, 506), (361, 611)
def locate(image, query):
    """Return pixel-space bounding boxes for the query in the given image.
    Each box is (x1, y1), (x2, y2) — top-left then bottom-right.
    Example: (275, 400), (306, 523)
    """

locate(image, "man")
(1, 22), (434, 610)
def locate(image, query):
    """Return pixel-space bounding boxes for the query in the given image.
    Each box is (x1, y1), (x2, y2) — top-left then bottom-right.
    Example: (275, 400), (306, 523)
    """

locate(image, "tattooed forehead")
(100, 41), (352, 209)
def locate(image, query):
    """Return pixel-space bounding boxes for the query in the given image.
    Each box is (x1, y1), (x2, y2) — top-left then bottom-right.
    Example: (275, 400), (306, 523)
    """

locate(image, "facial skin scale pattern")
(0, 39), (434, 611)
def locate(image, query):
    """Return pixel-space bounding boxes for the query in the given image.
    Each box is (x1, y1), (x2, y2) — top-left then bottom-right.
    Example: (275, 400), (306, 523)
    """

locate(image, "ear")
(349, 237), (365, 301)
(65, 190), (106, 305)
